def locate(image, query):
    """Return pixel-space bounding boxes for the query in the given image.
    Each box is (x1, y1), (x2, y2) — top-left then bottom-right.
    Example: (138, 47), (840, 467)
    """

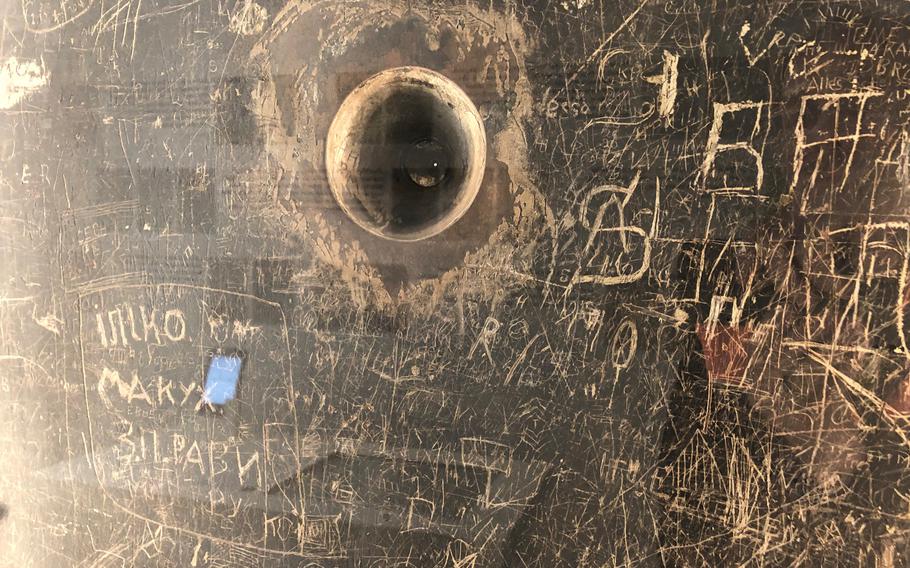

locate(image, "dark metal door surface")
(2, 0), (910, 565)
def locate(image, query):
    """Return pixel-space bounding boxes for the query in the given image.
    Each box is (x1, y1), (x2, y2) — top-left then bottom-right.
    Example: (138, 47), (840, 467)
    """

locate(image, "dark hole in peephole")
(355, 87), (468, 234)
(402, 139), (450, 189)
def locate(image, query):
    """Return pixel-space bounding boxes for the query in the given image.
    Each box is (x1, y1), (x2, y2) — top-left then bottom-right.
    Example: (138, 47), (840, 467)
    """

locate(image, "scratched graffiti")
(4, 0), (910, 566)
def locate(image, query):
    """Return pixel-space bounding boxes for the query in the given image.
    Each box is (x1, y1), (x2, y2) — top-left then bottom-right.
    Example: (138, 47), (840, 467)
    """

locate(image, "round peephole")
(325, 67), (486, 241)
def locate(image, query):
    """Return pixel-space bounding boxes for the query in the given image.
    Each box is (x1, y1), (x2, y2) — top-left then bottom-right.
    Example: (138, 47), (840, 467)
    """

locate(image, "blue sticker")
(203, 354), (242, 406)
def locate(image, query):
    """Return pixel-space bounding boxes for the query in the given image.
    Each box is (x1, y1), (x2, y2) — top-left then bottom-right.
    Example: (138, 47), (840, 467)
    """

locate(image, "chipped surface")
(0, 57), (46, 109)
